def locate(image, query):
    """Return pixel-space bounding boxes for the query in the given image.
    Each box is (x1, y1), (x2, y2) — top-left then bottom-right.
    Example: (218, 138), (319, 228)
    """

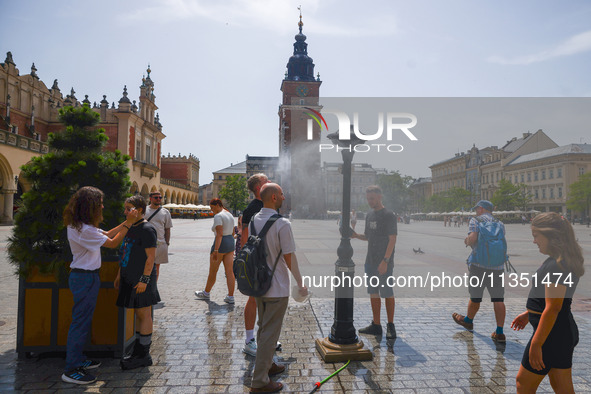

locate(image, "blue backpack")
(467, 217), (507, 268)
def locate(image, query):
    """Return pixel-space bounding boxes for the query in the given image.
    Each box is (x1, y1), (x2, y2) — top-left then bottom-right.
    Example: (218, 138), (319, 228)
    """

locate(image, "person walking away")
(195, 198), (236, 303)
(241, 174), (270, 356)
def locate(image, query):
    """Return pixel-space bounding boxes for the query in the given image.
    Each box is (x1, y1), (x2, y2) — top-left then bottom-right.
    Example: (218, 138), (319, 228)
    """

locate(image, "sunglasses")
(151, 196), (162, 199)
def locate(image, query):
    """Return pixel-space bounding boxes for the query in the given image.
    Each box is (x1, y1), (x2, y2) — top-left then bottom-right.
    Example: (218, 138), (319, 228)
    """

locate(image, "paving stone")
(1, 220), (590, 392)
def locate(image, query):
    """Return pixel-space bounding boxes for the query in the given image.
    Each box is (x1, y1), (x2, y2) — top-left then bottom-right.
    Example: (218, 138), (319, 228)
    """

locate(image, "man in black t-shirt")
(352, 185), (398, 339)
(240, 173), (269, 356)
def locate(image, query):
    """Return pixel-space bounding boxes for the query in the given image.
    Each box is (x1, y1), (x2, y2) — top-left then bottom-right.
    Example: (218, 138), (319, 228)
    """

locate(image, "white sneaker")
(242, 339), (281, 356)
(195, 290), (210, 300)
(242, 338), (257, 356)
(224, 295), (235, 304)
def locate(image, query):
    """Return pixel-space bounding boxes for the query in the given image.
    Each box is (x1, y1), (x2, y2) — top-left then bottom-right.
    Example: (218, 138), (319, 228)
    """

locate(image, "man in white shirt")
(249, 183), (307, 393)
(145, 192), (172, 282)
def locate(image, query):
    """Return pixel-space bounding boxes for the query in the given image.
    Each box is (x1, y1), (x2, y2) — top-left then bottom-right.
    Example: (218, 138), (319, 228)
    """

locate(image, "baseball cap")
(472, 200), (494, 212)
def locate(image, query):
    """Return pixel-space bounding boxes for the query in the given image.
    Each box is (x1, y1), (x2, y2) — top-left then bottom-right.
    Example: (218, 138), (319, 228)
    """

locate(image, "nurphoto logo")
(305, 108), (419, 153)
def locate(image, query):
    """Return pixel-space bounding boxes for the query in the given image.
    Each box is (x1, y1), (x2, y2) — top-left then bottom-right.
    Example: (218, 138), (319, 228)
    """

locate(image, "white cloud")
(488, 30), (591, 65)
(122, 0), (396, 37)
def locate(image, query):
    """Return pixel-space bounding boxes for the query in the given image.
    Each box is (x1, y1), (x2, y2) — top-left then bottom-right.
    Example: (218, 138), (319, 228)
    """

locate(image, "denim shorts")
(211, 235), (235, 254)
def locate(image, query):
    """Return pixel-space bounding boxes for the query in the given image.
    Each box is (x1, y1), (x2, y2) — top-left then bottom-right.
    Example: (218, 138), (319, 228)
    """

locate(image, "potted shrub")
(7, 104), (135, 357)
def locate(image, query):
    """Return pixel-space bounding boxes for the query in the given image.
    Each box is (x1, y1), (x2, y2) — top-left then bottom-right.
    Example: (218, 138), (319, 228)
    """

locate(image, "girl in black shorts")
(511, 212), (584, 393)
(114, 195), (160, 370)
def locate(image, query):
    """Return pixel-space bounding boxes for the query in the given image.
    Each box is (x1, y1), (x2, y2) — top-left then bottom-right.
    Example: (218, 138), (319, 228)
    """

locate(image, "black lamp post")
(315, 127), (373, 362)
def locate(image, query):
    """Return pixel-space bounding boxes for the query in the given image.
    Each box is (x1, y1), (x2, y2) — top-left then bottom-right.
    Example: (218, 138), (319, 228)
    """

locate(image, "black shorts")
(522, 311), (579, 375)
(468, 264), (504, 302)
(365, 261), (394, 298)
(211, 235), (235, 254)
(116, 271), (160, 309)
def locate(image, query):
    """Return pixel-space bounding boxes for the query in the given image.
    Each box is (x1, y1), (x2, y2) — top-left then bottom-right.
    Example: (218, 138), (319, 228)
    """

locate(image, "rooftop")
(507, 143), (591, 165)
(213, 160), (246, 174)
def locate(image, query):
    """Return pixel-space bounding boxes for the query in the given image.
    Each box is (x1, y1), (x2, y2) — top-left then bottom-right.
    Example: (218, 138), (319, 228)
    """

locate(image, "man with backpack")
(452, 200), (507, 342)
(241, 173), (269, 356)
(248, 183), (307, 393)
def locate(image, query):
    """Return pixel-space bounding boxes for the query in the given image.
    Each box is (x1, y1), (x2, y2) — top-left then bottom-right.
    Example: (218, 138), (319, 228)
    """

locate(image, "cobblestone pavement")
(1, 219), (590, 393)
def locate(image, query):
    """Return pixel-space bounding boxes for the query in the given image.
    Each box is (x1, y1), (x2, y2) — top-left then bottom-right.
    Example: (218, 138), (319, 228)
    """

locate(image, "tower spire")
(285, 7), (315, 81)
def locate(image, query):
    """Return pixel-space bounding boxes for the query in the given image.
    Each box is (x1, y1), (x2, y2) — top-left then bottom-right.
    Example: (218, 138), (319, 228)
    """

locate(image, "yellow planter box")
(17, 260), (135, 358)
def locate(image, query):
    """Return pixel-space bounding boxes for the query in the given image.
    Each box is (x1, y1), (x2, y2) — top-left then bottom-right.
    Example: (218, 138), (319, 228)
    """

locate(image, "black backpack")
(233, 214), (282, 297)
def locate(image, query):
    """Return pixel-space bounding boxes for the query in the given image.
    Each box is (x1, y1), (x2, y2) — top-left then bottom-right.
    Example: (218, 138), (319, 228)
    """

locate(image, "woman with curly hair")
(62, 186), (139, 385)
(512, 212), (584, 394)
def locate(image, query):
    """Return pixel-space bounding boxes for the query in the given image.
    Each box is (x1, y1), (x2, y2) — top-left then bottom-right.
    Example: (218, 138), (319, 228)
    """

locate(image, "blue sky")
(2, 0), (591, 180)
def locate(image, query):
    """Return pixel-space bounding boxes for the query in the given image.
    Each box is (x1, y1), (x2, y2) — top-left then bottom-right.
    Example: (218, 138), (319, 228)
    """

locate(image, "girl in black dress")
(511, 212), (584, 393)
(114, 195), (160, 370)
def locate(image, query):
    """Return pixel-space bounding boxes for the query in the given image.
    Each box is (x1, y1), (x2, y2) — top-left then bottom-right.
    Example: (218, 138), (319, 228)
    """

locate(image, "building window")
(542, 189), (546, 199)
(534, 171), (538, 181)
(514, 175), (517, 183)
(535, 189), (539, 199)
(136, 140), (141, 160)
(520, 173), (524, 183)
(145, 145), (151, 164)
(541, 170), (546, 180)
(549, 169), (554, 179)
(579, 167), (585, 176)
(527, 172), (531, 182)
(11, 125), (18, 134)
(558, 187), (563, 198)
(557, 168), (562, 178)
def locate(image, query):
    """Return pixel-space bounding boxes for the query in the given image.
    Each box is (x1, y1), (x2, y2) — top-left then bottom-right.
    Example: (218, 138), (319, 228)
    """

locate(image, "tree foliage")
(491, 179), (532, 211)
(7, 104), (131, 279)
(218, 174), (248, 214)
(424, 187), (472, 212)
(377, 172), (413, 214)
(566, 172), (591, 215)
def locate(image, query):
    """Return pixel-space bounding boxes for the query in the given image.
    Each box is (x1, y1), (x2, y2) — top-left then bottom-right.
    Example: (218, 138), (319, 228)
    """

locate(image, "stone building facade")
(427, 129), (590, 215)
(430, 130), (556, 201)
(408, 177), (432, 213)
(504, 144), (591, 215)
(0, 52), (198, 223)
(323, 162), (379, 212)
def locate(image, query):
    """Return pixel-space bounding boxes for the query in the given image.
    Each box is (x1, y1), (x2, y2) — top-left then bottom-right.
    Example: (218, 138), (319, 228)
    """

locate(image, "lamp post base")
(315, 337), (373, 362)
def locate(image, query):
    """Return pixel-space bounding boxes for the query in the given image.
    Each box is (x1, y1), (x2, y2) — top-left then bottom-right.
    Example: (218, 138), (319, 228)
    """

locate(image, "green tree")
(377, 172), (413, 214)
(424, 187), (471, 212)
(491, 179), (519, 211)
(218, 174), (248, 214)
(567, 172), (591, 216)
(447, 187), (472, 211)
(8, 104), (131, 278)
(513, 183), (533, 212)
(490, 179), (532, 211)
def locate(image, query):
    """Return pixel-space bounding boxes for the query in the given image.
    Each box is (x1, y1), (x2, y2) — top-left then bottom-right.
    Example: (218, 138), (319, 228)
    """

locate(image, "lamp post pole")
(315, 129), (373, 361)
(329, 143), (357, 343)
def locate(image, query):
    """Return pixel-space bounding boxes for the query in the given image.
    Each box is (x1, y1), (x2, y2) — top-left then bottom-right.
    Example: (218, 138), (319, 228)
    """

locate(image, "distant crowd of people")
(62, 175), (584, 393)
